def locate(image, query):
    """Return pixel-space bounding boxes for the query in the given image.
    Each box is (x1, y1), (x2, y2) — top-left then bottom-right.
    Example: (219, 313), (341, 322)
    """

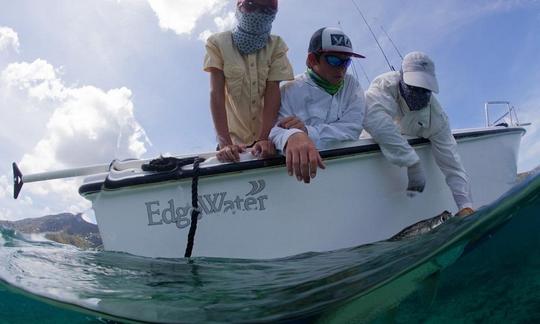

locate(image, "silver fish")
(389, 210), (453, 241)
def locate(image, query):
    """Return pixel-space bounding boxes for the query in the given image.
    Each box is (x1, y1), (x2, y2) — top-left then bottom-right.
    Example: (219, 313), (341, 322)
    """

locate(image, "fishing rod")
(337, 20), (371, 85)
(380, 25), (403, 60)
(338, 21), (360, 81)
(356, 59), (371, 85)
(351, 0), (395, 71)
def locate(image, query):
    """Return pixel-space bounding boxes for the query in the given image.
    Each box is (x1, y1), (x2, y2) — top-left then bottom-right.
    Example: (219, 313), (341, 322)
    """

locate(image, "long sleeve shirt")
(363, 71), (473, 209)
(270, 72), (365, 151)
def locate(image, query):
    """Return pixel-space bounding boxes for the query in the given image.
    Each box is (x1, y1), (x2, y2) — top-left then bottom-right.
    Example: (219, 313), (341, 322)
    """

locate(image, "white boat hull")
(81, 128), (524, 259)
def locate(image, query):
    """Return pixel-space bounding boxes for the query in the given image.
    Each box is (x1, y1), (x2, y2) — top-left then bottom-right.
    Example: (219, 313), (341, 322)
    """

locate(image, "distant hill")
(0, 213), (102, 249)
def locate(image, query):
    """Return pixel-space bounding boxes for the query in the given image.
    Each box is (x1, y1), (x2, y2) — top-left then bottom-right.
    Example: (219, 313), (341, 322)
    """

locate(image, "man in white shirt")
(363, 52), (474, 217)
(269, 27), (366, 183)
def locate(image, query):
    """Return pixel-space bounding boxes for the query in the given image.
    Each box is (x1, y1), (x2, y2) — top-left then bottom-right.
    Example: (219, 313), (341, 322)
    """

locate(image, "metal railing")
(484, 101), (531, 127)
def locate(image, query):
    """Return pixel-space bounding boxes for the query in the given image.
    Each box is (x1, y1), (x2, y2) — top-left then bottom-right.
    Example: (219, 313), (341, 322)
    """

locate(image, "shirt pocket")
(223, 65), (245, 99)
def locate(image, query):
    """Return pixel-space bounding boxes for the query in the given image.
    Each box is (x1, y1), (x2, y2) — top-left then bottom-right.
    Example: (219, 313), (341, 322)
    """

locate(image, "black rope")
(140, 155), (204, 257)
(142, 156), (196, 172)
(184, 157), (202, 258)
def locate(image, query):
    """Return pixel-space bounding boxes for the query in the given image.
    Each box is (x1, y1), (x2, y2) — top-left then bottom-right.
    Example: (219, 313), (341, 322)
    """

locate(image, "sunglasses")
(323, 54), (352, 68)
(240, 1), (277, 14)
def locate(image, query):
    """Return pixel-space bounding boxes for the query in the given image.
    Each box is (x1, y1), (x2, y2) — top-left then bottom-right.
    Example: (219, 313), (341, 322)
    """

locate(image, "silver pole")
(380, 25), (404, 60)
(351, 0), (395, 71)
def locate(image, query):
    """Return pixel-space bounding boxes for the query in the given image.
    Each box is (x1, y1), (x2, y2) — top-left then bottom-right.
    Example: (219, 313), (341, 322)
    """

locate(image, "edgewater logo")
(144, 180), (269, 229)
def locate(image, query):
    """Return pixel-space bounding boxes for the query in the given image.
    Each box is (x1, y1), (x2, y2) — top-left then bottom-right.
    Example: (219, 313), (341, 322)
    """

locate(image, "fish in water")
(389, 210), (453, 241)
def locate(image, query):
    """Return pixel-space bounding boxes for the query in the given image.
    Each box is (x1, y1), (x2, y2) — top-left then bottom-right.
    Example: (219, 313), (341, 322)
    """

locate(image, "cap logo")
(330, 34), (352, 49)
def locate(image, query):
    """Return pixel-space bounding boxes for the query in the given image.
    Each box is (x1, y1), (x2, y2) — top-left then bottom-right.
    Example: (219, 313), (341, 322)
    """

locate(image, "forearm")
(269, 126), (303, 152)
(306, 120), (362, 145)
(364, 109), (419, 167)
(209, 70), (232, 147)
(430, 128), (473, 209)
(210, 97), (231, 147)
(259, 81), (281, 140)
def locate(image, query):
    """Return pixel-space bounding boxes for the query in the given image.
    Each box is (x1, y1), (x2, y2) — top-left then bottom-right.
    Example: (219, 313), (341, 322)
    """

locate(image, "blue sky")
(0, 0), (539, 221)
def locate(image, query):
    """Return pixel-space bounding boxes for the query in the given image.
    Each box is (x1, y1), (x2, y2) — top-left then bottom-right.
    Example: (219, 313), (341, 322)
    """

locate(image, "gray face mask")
(399, 79), (432, 111)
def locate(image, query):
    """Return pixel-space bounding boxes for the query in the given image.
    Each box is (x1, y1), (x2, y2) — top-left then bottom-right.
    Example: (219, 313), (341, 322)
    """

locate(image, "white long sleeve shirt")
(270, 72), (365, 151)
(363, 71), (473, 210)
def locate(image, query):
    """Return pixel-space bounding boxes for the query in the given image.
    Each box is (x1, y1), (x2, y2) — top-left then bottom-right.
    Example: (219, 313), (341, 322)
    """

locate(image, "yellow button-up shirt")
(204, 31), (294, 145)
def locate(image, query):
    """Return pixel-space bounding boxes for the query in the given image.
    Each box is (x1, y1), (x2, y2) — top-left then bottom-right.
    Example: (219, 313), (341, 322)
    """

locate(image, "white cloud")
(0, 176), (9, 199)
(215, 11), (236, 30)
(17, 85), (150, 200)
(1, 58), (150, 221)
(0, 174), (39, 221)
(0, 60), (63, 161)
(198, 30), (214, 43)
(0, 26), (19, 52)
(2, 59), (150, 172)
(198, 11), (236, 41)
(1, 59), (66, 100)
(147, 0), (229, 36)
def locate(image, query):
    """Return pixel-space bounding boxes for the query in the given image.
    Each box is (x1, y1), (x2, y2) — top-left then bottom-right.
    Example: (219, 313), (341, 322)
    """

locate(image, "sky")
(0, 0), (539, 222)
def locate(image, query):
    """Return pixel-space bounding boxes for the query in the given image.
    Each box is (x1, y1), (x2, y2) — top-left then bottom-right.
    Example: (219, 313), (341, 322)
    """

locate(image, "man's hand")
(406, 162), (426, 196)
(216, 144), (245, 162)
(251, 139), (276, 159)
(279, 116), (308, 133)
(455, 207), (474, 217)
(285, 132), (325, 183)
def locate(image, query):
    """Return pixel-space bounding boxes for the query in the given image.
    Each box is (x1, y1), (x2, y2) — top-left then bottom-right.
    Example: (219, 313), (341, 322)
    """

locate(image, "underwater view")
(1, 172), (539, 323)
(2, 1), (540, 323)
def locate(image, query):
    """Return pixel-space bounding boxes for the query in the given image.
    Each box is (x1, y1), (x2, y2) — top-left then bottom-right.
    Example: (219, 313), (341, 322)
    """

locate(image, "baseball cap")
(401, 51), (439, 93)
(308, 27), (365, 58)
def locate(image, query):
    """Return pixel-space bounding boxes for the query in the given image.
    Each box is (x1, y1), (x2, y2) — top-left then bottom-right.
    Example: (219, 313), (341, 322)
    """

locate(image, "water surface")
(1, 173), (539, 323)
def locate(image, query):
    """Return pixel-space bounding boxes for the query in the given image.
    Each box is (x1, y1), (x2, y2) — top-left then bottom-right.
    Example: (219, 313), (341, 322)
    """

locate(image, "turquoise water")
(1, 173), (539, 323)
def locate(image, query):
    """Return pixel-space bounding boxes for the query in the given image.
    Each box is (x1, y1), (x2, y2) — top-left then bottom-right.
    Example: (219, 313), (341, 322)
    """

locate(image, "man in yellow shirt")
(203, 0), (294, 162)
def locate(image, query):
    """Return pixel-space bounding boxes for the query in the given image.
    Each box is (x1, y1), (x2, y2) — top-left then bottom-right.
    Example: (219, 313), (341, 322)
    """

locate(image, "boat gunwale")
(79, 127), (525, 196)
